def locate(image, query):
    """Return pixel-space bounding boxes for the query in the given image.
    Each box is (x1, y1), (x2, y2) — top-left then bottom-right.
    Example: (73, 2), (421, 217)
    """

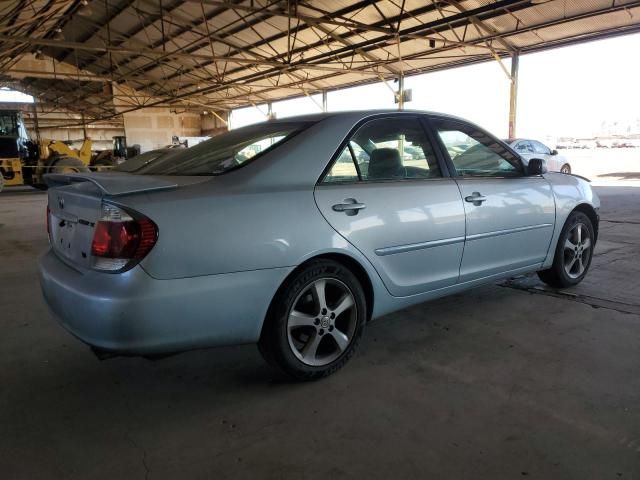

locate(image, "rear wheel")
(538, 211), (594, 288)
(560, 164), (571, 174)
(258, 259), (367, 380)
(51, 156), (90, 174)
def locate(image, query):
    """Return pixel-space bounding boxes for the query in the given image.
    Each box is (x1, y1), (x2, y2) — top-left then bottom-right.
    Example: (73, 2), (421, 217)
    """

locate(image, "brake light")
(90, 203), (158, 272)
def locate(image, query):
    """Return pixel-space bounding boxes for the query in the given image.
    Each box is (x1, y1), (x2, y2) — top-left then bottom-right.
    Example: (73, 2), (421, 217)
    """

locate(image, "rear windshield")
(135, 121), (311, 176)
(115, 149), (174, 173)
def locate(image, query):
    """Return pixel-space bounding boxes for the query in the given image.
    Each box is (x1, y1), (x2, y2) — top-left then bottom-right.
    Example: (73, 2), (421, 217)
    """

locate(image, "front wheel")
(258, 259), (367, 380)
(538, 211), (594, 288)
(560, 164), (571, 174)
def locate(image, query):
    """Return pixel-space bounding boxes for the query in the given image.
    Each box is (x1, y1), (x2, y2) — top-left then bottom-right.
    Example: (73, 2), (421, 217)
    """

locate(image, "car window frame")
(425, 115), (526, 179)
(317, 113), (452, 186)
(322, 143), (362, 183)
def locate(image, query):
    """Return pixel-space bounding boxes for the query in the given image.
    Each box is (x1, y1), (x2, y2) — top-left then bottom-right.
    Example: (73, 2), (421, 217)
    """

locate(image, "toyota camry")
(39, 111), (599, 380)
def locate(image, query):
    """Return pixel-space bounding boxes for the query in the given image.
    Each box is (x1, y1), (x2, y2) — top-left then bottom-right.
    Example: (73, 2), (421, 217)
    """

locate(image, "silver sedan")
(506, 138), (572, 173)
(39, 111), (599, 380)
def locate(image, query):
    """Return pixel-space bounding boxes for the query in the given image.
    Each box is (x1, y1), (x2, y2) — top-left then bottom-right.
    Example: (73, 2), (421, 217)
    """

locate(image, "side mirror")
(527, 158), (546, 175)
(551, 149), (558, 155)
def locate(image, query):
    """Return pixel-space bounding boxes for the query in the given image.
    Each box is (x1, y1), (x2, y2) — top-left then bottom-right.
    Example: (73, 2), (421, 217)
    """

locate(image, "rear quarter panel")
(120, 179), (395, 319)
(115, 179), (384, 290)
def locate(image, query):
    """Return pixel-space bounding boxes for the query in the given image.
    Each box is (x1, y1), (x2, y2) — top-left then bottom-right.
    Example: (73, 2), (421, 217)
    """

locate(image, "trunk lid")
(45, 172), (208, 270)
(48, 183), (103, 270)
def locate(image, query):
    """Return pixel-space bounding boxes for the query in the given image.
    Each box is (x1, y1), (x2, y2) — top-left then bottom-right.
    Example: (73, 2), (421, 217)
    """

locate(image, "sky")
(2, 32), (639, 141)
(231, 32), (640, 140)
(0, 88), (34, 103)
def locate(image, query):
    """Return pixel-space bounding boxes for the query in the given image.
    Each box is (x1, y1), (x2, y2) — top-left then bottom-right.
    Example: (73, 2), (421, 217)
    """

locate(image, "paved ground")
(1, 185), (639, 480)
(564, 148), (640, 185)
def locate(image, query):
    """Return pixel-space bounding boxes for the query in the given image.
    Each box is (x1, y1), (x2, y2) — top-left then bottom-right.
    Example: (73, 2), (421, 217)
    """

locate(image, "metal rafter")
(3, 0), (640, 123)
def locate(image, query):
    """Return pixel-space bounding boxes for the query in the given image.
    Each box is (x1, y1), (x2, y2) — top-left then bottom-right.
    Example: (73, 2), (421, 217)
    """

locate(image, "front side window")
(532, 140), (551, 155)
(435, 120), (522, 177)
(136, 121), (311, 176)
(323, 116), (442, 183)
(0, 112), (18, 137)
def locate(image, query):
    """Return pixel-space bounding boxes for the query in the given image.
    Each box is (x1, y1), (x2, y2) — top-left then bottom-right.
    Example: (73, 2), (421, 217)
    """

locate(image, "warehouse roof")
(1, 0), (639, 121)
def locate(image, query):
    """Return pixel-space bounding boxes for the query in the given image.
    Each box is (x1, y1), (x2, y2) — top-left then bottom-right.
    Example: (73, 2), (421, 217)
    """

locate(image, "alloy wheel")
(563, 222), (592, 279)
(286, 278), (357, 367)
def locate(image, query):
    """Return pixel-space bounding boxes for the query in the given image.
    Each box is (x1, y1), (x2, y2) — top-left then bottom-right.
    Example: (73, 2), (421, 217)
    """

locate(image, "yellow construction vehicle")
(0, 109), (97, 192)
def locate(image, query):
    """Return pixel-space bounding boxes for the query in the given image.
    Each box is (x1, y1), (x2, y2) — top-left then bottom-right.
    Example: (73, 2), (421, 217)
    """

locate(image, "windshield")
(0, 112), (19, 137)
(135, 121), (312, 176)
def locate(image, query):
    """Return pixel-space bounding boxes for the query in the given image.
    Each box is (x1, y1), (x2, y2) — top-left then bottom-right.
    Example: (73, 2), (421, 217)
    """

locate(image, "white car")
(506, 138), (571, 174)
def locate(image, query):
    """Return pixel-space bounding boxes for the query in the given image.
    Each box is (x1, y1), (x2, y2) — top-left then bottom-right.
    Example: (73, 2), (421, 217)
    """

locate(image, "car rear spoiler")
(45, 172), (179, 196)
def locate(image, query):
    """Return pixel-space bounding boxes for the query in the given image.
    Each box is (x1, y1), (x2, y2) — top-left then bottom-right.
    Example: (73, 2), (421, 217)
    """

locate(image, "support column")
(508, 52), (519, 139)
(322, 90), (328, 112)
(81, 112), (87, 140)
(32, 101), (41, 142)
(267, 102), (274, 120)
(398, 73), (405, 111)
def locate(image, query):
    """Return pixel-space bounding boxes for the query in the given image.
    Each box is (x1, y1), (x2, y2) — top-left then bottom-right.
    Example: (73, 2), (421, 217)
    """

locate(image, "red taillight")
(90, 203), (157, 271)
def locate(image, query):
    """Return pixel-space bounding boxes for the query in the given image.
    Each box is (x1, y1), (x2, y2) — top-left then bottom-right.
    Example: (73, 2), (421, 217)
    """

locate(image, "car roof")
(264, 109), (468, 125)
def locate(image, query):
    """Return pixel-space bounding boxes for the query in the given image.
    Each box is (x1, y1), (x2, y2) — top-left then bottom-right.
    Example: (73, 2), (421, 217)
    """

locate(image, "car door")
(430, 118), (555, 283)
(314, 115), (466, 297)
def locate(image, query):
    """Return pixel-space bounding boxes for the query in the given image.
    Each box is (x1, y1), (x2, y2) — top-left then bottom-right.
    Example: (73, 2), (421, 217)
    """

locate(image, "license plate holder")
(55, 218), (77, 259)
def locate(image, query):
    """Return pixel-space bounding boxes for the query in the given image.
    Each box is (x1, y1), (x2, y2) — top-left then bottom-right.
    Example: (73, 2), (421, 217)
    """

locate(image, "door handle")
(464, 192), (487, 206)
(332, 198), (366, 216)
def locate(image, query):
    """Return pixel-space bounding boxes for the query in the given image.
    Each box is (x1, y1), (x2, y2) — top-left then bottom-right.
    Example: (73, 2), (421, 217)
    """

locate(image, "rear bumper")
(39, 249), (292, 355)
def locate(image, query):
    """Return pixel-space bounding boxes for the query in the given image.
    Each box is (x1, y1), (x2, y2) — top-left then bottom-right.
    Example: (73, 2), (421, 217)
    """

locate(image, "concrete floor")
(1, 185), (639, 479)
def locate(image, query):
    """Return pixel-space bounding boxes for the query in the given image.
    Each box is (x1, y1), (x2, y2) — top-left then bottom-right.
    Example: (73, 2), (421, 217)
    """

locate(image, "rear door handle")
(332, 198), (366, 216)
(464, 192), (487, 206)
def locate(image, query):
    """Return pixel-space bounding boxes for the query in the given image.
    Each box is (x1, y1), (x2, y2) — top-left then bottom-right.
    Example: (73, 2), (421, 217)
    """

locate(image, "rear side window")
(136, 121), (311, 176)
(434, 120), (522, 177)
(323, 116), (442, 183)
(325, 148), (360, 183)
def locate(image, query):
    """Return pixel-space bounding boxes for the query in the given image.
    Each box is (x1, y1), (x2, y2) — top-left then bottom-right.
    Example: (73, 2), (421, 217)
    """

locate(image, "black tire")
(537, 211), (595, 288)
(50, 156), (90, 174)
(560, 164), (571, 174)
(258, 259), (367, 381)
